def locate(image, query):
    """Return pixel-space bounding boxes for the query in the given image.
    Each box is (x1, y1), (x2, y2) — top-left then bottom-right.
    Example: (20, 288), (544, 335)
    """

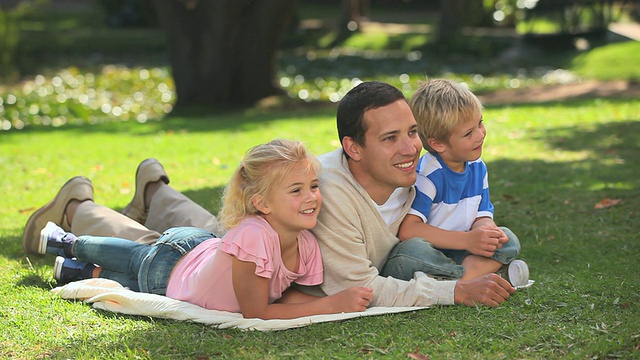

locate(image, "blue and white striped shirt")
(408, 152), (494, 231)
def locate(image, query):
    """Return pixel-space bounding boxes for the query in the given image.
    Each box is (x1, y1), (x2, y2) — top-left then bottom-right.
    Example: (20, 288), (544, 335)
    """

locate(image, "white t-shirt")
(373, 187), (411, 225)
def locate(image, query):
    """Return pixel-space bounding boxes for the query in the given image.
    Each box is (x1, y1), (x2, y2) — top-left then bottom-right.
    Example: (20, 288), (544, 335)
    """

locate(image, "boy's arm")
(471, 216), (497, 228)
(398, 214), (472, 250)
(399, 214), (507, 257)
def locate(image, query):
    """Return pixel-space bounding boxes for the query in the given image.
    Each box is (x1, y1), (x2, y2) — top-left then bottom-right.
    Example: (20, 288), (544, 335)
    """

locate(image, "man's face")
(347, 99), (422, 204)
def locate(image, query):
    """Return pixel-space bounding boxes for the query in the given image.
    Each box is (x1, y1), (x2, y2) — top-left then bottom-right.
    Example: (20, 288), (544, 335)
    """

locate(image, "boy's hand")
(466, 225), (507, 256)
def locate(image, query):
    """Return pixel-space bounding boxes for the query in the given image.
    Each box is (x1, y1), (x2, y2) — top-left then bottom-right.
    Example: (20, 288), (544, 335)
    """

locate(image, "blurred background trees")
(151, 0), (295, 108)
(0, 0), (638, 128)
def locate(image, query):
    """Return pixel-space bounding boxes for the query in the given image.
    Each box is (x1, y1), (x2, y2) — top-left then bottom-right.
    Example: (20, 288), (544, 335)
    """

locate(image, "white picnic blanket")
(51, 278), (427, 331)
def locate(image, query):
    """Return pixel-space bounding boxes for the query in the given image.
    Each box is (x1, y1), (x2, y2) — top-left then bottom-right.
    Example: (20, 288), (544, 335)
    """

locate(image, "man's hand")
(453, 273), (515, 307)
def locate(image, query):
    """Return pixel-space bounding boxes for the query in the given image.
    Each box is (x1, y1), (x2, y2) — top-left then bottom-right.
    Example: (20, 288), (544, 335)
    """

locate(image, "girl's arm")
(232, 257), (372, 319)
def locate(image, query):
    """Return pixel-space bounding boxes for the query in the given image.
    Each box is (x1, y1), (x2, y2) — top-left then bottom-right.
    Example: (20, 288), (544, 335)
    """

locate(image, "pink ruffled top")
(166, 216), (324, 313)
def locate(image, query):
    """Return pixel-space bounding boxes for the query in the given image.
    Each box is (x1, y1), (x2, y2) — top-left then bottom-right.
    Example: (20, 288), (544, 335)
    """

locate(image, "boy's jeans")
(380, 227), (521, 280)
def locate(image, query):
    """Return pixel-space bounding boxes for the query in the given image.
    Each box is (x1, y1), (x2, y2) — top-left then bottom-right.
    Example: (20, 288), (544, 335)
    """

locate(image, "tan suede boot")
(121, 158), (170, 224)
(22, 176), (93, 255)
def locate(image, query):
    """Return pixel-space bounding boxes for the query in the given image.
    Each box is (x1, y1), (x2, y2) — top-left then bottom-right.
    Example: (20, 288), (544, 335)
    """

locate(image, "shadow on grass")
(16, 273), (51, 289)
(539, 119), (640, 155)
(489, 119), (640, 202)
(486, 120), (639, 274)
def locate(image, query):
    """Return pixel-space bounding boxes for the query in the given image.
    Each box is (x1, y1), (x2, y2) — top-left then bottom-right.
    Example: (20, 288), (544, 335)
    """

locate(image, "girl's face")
(259, 161), (322, 240)
(438, 112), (486, 172)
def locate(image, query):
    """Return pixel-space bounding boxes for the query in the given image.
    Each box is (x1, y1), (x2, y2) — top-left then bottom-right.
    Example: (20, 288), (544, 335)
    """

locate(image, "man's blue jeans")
(73, 227), (214, 294)
(380, 227), (521, 280)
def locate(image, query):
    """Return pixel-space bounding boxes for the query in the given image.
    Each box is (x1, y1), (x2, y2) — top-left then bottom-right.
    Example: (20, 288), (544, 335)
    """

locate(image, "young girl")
(40, 139), (373, 319)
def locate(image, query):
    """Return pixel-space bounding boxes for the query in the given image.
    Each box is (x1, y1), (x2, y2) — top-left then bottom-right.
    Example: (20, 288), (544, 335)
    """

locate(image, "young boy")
(385, 79), (528, 286)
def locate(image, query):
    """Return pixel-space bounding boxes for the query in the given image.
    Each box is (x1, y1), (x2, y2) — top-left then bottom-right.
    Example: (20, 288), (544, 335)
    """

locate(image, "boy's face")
(438, 112), (486, 172)
(346, 99), (422, 204)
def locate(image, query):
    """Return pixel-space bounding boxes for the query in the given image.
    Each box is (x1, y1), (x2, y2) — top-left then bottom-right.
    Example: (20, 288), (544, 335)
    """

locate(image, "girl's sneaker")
(39, 221), (77, 257)
(53, 256), (91, 284)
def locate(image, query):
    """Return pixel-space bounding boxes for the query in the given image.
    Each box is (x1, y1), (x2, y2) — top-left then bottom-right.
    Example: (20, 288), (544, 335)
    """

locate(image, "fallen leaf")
(19, 207), (36, 215)
(408, 348), (430, 360)
(594, 198), (622, 209)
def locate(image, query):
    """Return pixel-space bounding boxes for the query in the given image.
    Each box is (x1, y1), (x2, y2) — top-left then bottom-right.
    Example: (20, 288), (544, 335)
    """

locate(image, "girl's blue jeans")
(380, 227), (521, 280)
(72, 227), (214, 294)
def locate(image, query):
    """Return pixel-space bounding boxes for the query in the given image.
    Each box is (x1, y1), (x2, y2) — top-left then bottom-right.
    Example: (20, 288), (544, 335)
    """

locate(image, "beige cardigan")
(313, 149), (456, 307)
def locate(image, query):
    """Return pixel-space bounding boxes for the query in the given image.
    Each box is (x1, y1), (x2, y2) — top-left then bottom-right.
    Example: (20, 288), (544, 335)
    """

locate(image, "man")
(23, 81), (513, 307)
(311, 81), (514, 307)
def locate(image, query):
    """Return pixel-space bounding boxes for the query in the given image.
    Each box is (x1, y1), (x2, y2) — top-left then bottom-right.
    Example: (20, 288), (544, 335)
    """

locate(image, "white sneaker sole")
(39, 221), (59, 255)
(53, 256), (65, 281)
(508, 260), (530, 288)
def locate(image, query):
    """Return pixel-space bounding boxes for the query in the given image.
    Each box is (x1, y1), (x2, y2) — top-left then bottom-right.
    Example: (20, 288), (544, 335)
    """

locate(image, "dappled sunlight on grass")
(3, 60), (579, 131)
(0, 65), (174, 131)
(571, 41), (640, 80)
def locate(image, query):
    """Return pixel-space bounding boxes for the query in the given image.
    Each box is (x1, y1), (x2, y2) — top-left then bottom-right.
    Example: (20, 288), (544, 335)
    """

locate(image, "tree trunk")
(437, 0), (483, 43)
(152, 0), (295, 109)
(339, 0), (369, 30)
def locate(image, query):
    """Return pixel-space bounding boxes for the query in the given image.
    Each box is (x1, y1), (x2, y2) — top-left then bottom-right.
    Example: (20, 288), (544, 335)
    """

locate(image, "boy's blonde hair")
(410, 79), (483, 153)
(218, 139), (320, 229)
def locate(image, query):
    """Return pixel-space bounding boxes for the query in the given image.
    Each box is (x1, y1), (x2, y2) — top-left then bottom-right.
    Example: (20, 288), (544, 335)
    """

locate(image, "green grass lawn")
(2, 94), (639, 359)
(2, 3), (639, 359)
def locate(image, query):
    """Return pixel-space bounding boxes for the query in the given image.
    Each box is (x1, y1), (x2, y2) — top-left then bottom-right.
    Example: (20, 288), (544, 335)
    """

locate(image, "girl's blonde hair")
(410, 78), (483, 153)
(218, 139), (321, 229)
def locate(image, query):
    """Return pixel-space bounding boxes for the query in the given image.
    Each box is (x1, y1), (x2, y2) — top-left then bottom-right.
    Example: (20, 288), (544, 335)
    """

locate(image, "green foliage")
(0, 9), (19, 78)
(4, 1), (637, 133)
(489, 0), (626, 33)
(2, 35), (638, 131)
(0, 0), (48, 81)
(0, 66), (174, 130)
